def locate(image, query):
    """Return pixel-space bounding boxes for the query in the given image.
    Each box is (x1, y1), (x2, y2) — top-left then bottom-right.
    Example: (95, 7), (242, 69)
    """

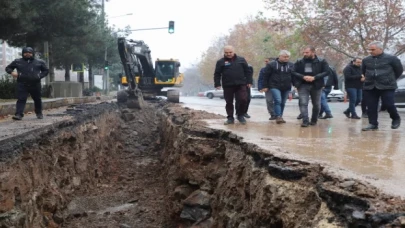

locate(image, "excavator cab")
(154, 59), (183, 87)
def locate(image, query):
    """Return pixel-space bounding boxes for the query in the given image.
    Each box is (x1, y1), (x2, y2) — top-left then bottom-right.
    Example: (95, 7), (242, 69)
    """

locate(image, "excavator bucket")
(127, 89), (145, 109)
(116, 89), (145, 109)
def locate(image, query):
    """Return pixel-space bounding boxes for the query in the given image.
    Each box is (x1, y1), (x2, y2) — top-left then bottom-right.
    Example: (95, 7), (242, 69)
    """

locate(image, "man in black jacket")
(261, 50), (294, 124)
(319, 66), (339, 119)
(292, 46), (329, 127)
(5, 47), (49, 120)
(343, 57), (364, 119)
(361, 41), (403, 131)
(214, 46), (252, 125)
(235, 63), (253, 118)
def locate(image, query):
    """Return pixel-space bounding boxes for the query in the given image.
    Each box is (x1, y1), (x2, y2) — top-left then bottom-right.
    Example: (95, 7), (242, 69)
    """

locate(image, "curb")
(0, 96), (114, 117)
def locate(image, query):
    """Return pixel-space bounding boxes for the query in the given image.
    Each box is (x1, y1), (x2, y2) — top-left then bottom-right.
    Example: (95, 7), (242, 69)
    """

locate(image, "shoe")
(297, 114), (303, 120)
(36, 113), (44, 119)
(12, 114), (23, 121)
(343, 110), (350, 118)
(281, 117), (286, 123)
(318, 113), (323, 118)
(237, 116), (246, 125)
(310, 121), (317, 126)
(269, 116), (277, 120)
(224, 119), (235, 125)
(392, 118), (401, 129)
(243, 113), (251, 118)
(361, 113), (368, 118)
(320, 114), (333, 119)
(351, 115), (361, 119)
(276, 117), (284, 124)
(301, 121), (309, 127)
(362, 124), (378, 131)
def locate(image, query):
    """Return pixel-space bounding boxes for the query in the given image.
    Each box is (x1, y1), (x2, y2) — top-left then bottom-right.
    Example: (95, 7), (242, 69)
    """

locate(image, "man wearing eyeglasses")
(361, 41), (403, 131)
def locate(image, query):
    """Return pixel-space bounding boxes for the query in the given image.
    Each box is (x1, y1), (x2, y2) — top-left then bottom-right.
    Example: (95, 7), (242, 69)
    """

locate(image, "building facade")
(0, 40), (22, 76)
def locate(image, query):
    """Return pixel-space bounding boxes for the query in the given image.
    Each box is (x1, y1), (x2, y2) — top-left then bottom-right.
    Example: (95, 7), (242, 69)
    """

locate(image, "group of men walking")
(214, 41), (403, 131)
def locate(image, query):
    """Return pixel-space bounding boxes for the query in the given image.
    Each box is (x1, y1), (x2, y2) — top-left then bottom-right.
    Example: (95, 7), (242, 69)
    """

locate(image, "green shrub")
(82, 88), (93, 96)
(90, 86), (102, 92)
(41, 84), (52, 98)
(0, 74), (17, 99)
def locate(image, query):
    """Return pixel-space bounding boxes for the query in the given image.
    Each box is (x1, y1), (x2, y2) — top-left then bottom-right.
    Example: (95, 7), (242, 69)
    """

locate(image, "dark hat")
(22, 47), (34, 54)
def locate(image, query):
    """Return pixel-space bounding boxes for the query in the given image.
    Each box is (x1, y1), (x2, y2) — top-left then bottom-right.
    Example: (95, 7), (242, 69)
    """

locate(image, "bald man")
(214, 46), (252, 125)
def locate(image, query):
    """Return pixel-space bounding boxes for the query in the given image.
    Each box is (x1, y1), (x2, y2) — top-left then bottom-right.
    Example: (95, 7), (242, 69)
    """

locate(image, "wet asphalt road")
(180, 96), (405, 197)
(0, 107), (73, 141)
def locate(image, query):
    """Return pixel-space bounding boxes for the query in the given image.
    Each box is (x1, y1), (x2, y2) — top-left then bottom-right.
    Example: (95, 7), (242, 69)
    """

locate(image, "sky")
(105, 0), (270, 70)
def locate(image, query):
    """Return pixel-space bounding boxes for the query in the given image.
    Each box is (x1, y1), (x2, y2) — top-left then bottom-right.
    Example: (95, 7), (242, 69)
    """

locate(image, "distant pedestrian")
(292, 46), (329, 127)
(261, 50), (294, 124)
(343, 57), (364, 119)
(361, 41), (403, 131)
(5, 47), (49, 120)
(235, 61), (253, 118)
(319, 66), (339, 119)
(257, 57), (276, 120)
(214, 45), (252, 125)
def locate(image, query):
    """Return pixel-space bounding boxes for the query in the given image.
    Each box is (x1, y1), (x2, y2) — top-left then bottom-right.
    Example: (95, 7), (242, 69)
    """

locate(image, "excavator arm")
(117, 37), (181, 107)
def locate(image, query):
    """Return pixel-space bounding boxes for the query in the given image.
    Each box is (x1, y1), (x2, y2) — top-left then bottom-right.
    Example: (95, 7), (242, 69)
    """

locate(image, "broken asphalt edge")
(0, 96), (113, 117)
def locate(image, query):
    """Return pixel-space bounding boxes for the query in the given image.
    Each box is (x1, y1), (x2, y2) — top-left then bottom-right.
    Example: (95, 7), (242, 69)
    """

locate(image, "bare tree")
(264, 0), (405, 57)
(198, 16), (307, 85)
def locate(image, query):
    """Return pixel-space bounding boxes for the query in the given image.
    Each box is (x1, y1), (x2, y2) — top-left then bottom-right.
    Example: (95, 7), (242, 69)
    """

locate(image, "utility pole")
(101, 0), (109, 94)
(44, 41), (50, 85)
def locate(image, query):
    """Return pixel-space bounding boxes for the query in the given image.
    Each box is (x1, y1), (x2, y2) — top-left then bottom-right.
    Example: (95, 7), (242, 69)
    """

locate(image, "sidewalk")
(0, 96), (113, 117)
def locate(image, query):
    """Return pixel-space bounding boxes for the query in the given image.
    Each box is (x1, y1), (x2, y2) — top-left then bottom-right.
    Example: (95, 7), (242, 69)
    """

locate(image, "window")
(155, 61), (175, 82)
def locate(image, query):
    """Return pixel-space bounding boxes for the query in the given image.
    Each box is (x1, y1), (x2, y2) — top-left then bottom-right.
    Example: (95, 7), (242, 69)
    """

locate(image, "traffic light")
(104, 60), (109, 70)
(168, 21), (174, 34)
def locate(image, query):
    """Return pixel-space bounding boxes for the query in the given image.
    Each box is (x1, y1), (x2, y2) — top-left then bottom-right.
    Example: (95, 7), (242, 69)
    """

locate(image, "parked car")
(291, 90), (299, 99)
(395, 75), (405, 108)
(204, 88), (265, 99)
(327, 89), (344, 102)
(204, 89), (224, 99)
(251, 88), (265, 98)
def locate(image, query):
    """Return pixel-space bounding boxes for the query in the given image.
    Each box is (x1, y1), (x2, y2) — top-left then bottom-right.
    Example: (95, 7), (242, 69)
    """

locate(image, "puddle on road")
(205, 118), (405, 197)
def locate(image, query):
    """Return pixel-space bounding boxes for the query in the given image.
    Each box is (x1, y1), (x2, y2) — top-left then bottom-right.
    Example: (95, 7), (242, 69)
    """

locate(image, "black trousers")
(16, 82), (42, 116)
(364, 88), (399, 126)
(235, 85), (251, 115)
(223, 85), (247, 119)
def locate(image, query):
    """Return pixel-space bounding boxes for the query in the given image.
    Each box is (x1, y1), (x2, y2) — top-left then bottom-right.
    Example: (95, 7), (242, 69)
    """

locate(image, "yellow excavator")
(117, 37), (183, 108)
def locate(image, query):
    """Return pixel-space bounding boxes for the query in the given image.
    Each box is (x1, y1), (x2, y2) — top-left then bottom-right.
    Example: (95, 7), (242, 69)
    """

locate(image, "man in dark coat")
(257, 57), (276, 120)
(5, 47), (49, 120)
(214, 45), (252, 125)
(343, 57), (364, 119)
(319, 65), (339, 119)
(235, 62), (253, 118)
(361, 41), (403, 131)
(292, 46), (329, 127)
(261, 50), (294, 124)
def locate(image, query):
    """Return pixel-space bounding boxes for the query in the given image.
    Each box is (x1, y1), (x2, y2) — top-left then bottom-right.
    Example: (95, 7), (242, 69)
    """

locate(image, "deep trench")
(0, 101), (404, 228)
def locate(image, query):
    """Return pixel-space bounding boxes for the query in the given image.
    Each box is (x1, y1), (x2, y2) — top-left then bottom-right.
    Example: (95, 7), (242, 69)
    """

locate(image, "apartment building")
(0, 40), (22, 76)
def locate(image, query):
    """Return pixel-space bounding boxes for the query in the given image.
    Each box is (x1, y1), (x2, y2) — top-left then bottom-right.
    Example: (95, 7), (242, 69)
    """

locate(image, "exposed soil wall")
(0, 101), (404, 228)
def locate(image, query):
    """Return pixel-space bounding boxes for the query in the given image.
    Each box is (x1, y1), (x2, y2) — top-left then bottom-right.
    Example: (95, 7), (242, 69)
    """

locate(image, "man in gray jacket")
(361, 41), (403, 131)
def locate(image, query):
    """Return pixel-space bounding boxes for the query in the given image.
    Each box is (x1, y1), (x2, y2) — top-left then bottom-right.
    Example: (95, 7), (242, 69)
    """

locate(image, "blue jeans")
(270, 88), (289, 117)
(319, 87), (331, 115)
(298, 84), (322, 122)
(346, 88), (362, 116)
